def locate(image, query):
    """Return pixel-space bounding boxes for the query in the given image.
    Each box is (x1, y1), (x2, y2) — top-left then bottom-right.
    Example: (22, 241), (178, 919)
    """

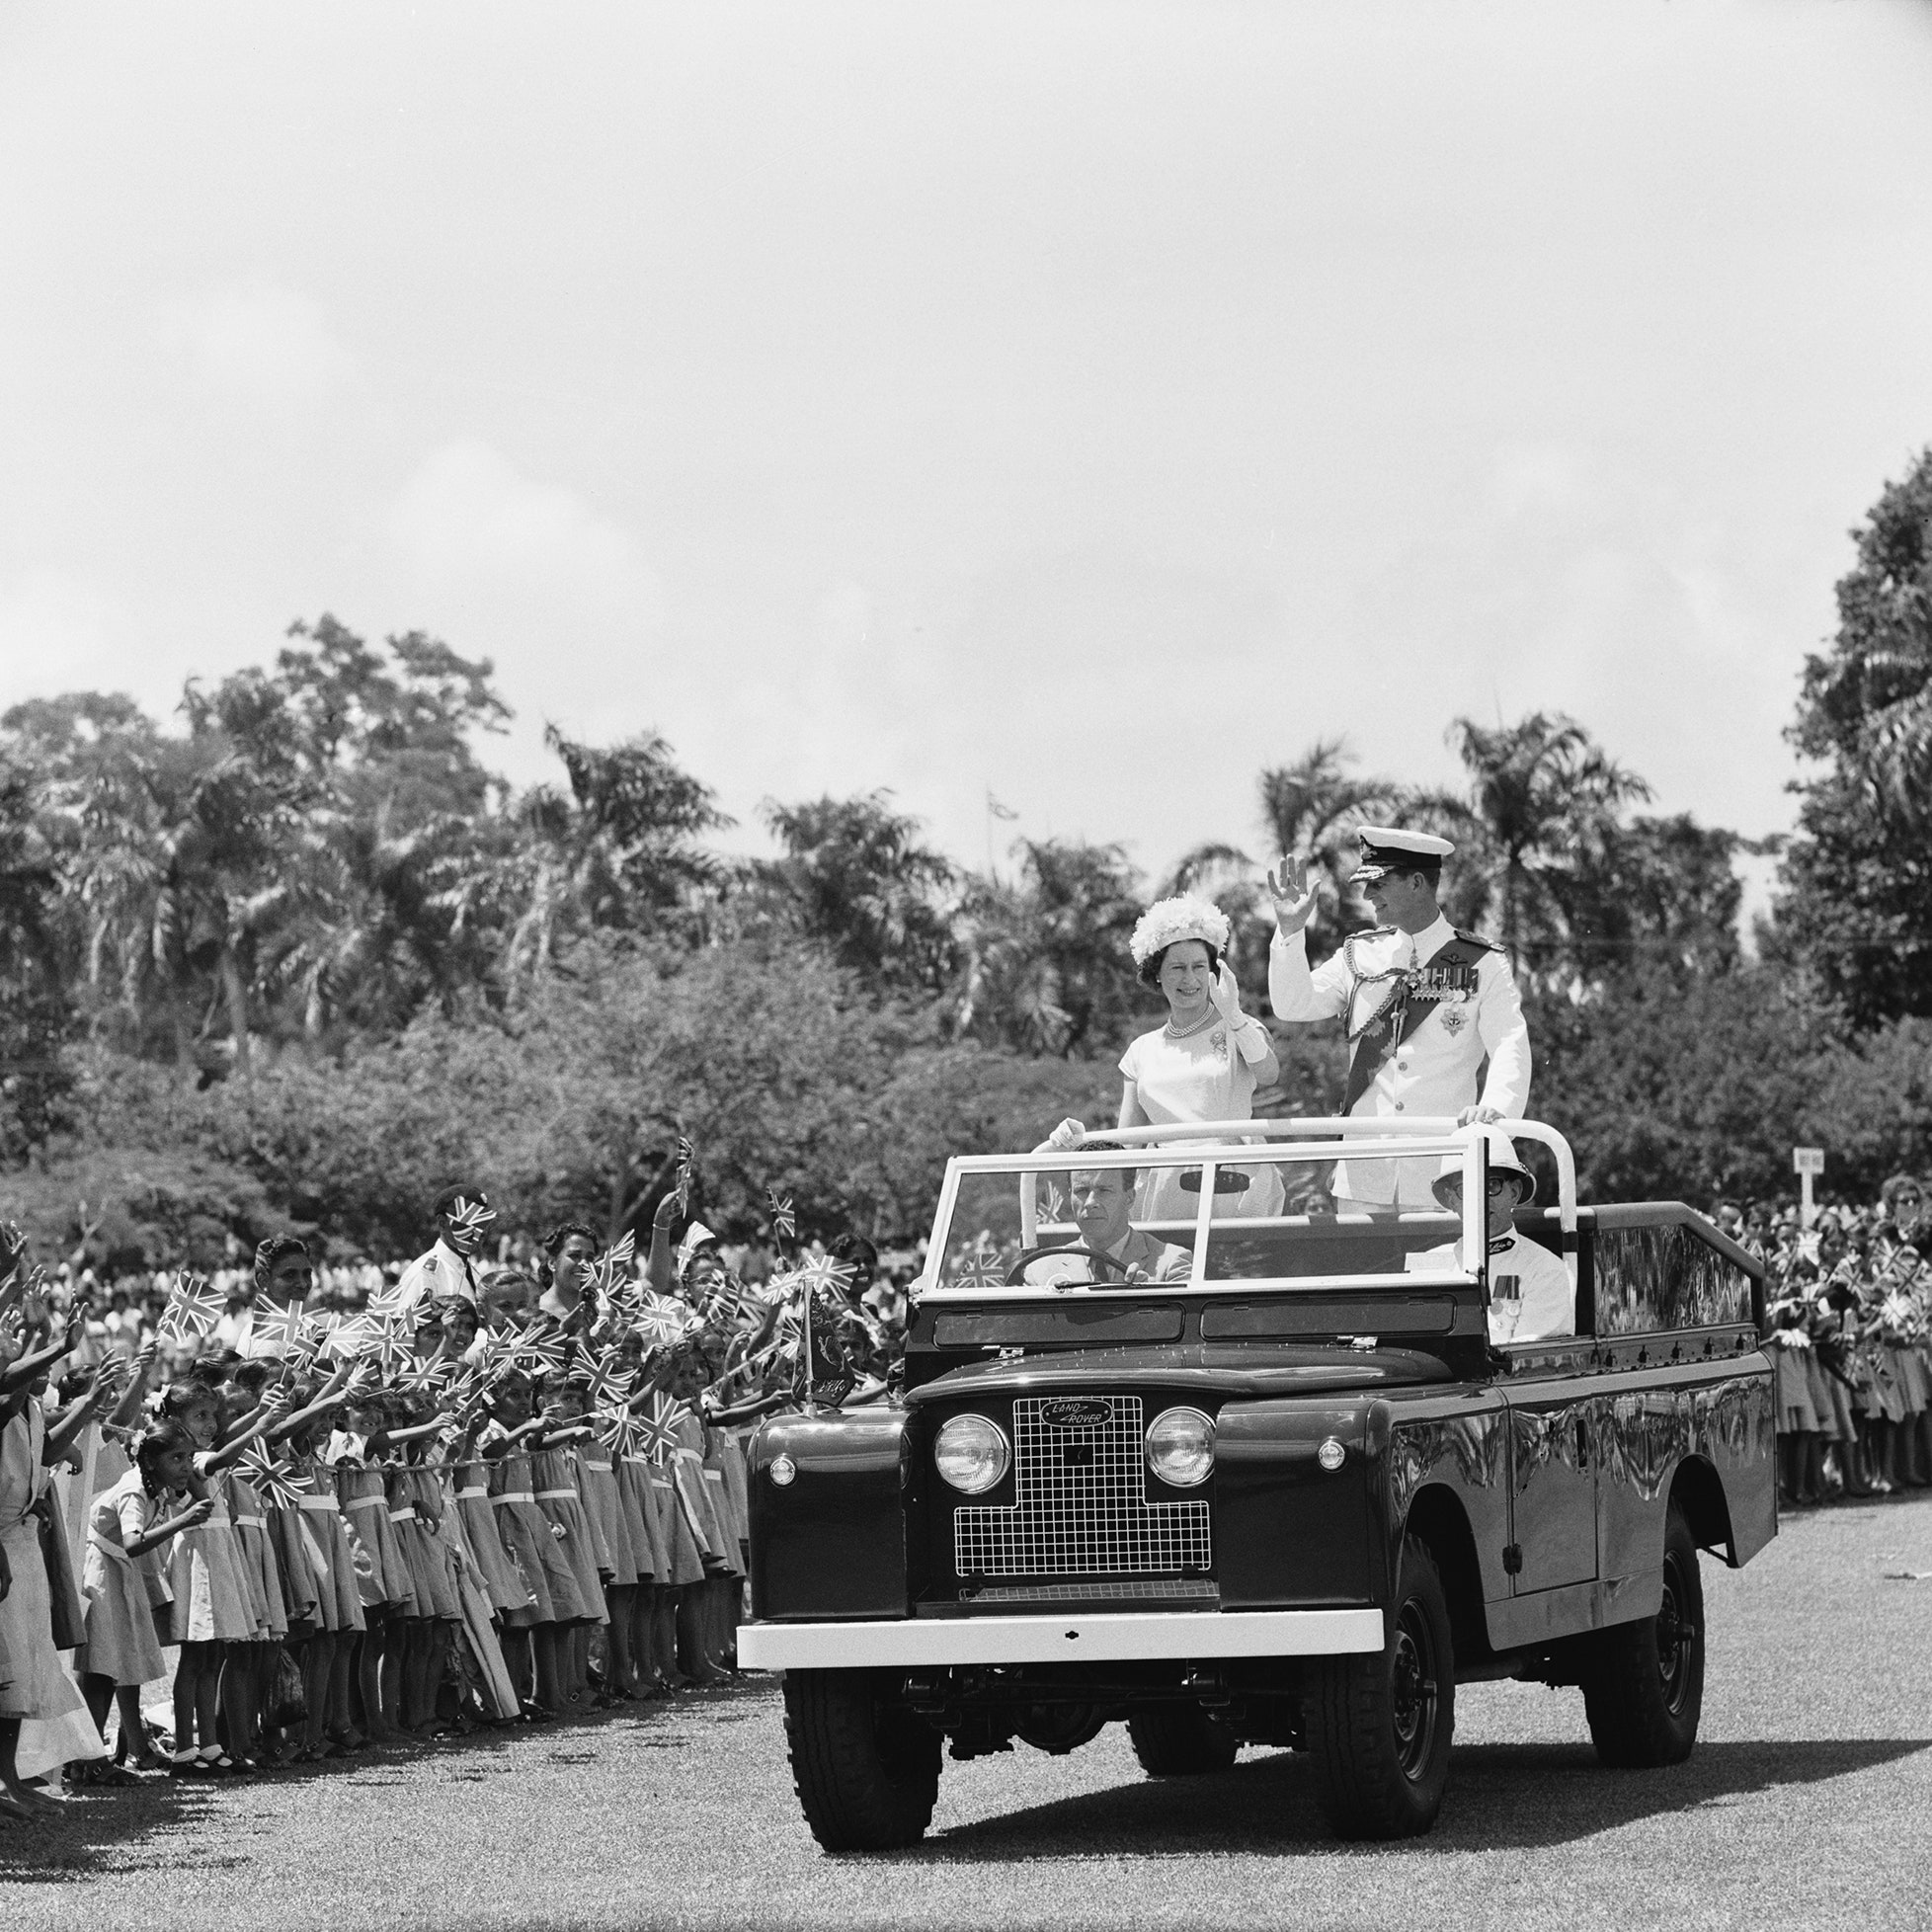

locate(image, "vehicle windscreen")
(929, 1149), (1478, 1295)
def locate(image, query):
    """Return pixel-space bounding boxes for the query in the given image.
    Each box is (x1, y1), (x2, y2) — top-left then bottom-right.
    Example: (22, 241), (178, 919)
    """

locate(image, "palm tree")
(954, 839), (1142, 1056)
(1433, 713), (1651, 973)
(445, 725), (731, 986)
(754, 792), (957, 996)
(1165, 740), (1400, 956)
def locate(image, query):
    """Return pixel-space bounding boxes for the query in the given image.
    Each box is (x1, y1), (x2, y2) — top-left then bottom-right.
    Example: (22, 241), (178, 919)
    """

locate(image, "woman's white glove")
(1041, 1118), (1087, 1152)
(1211, 966), (1272, 1065)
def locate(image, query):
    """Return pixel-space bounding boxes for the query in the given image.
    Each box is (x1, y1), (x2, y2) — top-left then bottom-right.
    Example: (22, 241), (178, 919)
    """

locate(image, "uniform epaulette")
(1453, 928), (1501, 952)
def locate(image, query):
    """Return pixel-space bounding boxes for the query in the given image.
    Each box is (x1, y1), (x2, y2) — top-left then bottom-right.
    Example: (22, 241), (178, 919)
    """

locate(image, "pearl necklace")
(1165, 1006), (1218, 1040)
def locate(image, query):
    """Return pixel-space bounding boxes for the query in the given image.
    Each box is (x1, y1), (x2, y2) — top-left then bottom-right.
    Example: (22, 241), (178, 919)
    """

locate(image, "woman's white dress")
(1118, 1021), (1285, 1226)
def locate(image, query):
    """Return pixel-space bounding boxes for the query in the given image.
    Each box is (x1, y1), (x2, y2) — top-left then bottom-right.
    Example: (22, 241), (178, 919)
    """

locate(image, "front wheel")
(1581, 1500), (1705, 1767)
(783, 1669), (941, 1851)
(1307, 1535), (1455, 1838)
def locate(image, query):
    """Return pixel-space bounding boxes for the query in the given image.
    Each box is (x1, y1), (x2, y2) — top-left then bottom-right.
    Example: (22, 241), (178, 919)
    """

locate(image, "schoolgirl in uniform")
(158, 1374), (287, 1776)
(74, 1421), (210, 1783)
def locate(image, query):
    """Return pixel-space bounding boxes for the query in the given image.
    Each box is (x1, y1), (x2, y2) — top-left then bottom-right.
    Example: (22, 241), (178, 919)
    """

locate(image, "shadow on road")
(907, 1736), (1931, 1862)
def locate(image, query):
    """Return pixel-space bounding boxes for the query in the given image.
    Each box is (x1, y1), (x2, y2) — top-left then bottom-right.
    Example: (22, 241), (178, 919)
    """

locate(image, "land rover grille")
(952, 1394), (1213, 1578)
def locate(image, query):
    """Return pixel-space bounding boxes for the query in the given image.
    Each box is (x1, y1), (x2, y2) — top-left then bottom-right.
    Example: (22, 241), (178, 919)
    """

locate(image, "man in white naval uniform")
(1407, 1135), (1572, 1344)
(385, 1182), (496, 1319)
(1266, 827), (1531, 1211)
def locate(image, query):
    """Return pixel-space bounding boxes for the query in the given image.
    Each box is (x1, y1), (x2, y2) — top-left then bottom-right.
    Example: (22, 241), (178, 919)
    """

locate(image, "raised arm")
(646, 1191), (679, 1298)
(1265, 857), (1350, 1023)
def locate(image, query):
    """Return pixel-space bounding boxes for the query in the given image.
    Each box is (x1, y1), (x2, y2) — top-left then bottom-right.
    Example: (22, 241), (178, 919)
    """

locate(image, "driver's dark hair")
(1072, 1140), (1137, 1196)
(1136, 939), (1222, 990)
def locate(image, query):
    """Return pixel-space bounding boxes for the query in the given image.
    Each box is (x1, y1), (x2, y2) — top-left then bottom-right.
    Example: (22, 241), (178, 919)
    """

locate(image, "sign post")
(1793, 1146), (1825, 1229)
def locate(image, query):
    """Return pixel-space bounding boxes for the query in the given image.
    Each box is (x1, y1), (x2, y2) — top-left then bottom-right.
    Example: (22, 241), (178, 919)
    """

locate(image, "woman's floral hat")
(1128, 894), (1233, 969)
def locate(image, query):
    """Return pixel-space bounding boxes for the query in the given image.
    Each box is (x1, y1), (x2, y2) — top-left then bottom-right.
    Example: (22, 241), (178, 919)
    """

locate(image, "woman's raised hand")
(1265, 855), (1321, 935)
(1039, 1118), (1087, 1154)
(1209, 962), (1247, 1026)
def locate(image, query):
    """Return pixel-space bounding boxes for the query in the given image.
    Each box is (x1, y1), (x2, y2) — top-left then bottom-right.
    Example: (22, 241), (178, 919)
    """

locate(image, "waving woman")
(1044, 895), (1283, 1225)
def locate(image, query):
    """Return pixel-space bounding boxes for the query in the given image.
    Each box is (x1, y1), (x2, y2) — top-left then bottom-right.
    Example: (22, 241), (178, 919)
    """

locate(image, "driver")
(1032, 1145), (1193, 1287)
(1406, 1133), (1571, 1344)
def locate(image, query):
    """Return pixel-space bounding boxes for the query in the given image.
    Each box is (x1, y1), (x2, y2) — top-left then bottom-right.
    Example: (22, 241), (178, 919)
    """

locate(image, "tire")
(1307, 1534), (1455, 1839)
(1127, 1703), (1240, 1776)
(1581, 1501), (1705, 1768)
(782, 1669), (941, 1851)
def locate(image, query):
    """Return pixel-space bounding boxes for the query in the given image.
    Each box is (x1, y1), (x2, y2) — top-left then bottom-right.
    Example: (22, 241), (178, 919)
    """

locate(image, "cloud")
(387, 439), (663, 624)
(161, 282), (358, 409)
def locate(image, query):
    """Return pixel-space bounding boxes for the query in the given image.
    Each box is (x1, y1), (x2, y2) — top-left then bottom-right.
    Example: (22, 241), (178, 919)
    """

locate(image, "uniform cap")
(1349, 825), (1456, 885)
(1430, 1131), (1537, 1209)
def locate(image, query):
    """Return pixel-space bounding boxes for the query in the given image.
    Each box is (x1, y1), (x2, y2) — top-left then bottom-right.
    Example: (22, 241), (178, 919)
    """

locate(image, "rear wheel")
(1127, 1702), (1239, 1776)
(1307, 1535), (1455, 1838)
(1581, 1501), (1705, 1767)
(783, 1669), (941, 1851)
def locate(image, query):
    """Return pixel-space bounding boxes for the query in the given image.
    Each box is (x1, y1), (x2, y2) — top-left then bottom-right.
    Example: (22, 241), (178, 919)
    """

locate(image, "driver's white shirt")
(1407, 1228), (1571, 1343)
(1044, 1226), (1193, 1287)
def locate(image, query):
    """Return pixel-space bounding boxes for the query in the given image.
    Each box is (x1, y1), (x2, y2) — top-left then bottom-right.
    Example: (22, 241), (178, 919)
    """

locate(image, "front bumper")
(737, 1606), (1385, 1670)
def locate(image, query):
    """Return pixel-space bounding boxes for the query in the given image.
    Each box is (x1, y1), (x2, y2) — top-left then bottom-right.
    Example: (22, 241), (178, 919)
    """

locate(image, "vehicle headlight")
(933, 1413), (1010, 1493)
(1145, 1406), (1215, 1488)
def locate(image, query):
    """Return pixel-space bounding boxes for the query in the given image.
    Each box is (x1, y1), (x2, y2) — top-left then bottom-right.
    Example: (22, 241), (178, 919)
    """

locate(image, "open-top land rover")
(739, 1119), (1775, 1847)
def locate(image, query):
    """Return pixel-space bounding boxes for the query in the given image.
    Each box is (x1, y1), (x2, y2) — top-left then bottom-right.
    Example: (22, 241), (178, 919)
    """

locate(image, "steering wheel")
(1005, 1244), (1134, 1288)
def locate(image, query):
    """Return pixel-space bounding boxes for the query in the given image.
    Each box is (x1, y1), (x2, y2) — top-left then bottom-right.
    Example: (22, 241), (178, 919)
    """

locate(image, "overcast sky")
(4, 1), (1931, 895)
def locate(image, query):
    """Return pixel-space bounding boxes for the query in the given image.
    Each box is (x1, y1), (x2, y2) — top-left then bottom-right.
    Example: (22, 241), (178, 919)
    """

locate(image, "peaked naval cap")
(1349, 825), (1456, 885)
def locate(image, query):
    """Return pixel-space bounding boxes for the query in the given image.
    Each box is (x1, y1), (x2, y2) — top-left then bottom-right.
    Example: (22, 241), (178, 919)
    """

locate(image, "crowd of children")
(0, 1179), (910, 1820)
(1743, 1176), (1932, 1506)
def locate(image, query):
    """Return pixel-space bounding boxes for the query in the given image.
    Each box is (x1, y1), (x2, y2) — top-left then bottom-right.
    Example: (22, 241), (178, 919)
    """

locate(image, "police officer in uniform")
(1266, 827), (1531, 1211)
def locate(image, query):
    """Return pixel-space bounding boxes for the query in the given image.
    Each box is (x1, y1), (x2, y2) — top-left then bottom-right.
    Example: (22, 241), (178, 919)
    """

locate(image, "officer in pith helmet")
(1265, 826), (1531, 1212)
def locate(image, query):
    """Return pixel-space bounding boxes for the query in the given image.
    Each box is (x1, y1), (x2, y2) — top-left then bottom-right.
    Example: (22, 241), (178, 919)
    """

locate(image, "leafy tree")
(1773, 447), (1932, 1024)
(0, 760), (71, 1155)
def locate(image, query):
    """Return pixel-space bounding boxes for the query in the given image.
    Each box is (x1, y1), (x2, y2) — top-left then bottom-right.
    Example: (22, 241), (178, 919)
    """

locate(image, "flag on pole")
(765, 1189), (797, 1244)
(674, 1137), (697, 1214)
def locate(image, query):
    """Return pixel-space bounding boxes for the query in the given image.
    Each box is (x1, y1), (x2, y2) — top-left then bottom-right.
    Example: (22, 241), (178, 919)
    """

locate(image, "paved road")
(8, 1492), (1932, 1932)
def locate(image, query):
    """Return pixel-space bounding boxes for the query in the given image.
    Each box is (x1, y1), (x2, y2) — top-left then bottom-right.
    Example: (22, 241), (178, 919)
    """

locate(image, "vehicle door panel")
(1501, 1371), (1598, 1594)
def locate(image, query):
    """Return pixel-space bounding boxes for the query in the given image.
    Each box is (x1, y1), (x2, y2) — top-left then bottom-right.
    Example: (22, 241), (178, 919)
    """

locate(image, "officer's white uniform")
(1269, 869), (1531, 1206)
(387, 1237), (483, 1318)
(1407, 1229), (1572, 1344)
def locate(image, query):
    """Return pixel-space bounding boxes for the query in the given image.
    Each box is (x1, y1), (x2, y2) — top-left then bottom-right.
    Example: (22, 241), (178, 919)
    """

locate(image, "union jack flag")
(157, 1273), (224, 1342)
(506, 1325), (568, 1376)
(323, 1314), (378, 1361)
(595, 1403), (647, 1458)
(446, 1194), (496, 1235)
(365, 1277), (414, 1320)
(634, 1295), (692, 1348)
(766, 1189), (797, 1243)
(951, 1253), (1006, 1292)
(634, 1392), (689, 1463)
(365, 1320), (416, 1377)
(236, 1441), (307, 1511)
(793, 1252), (855, 1308)
(674, 1137), (697, 1214)
(580, 1349), (636, 1410)
(254, 1298), (310, 1356)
